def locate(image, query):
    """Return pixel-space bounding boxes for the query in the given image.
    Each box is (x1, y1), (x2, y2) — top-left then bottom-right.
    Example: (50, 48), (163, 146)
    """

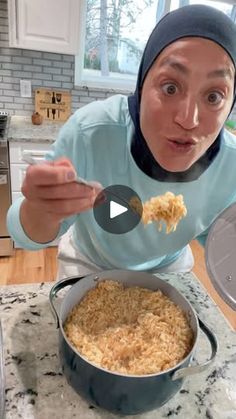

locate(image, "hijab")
(128, 5), (236, 182)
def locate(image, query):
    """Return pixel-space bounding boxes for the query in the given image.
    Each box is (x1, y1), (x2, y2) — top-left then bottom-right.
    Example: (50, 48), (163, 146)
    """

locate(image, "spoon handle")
(22, 154), (94, 189)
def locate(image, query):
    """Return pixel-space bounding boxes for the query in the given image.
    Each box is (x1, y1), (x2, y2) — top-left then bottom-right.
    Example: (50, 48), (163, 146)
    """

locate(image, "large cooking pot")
(49, 270), (218, 416)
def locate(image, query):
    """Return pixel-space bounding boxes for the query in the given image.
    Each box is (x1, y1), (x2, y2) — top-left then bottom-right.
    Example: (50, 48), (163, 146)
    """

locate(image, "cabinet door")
(10, 141), (59, 248)
(10, 163), (27, 191)
(8, 0), (81, 54)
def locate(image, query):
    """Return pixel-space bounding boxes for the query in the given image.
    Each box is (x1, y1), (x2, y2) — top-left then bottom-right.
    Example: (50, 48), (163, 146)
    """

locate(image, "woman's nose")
(174, 96), (199, 130)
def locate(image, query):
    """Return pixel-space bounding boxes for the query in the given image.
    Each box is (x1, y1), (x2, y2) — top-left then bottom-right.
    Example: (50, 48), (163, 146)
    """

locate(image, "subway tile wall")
(0, 0), (128, 116)
(0, 0), (236, 120)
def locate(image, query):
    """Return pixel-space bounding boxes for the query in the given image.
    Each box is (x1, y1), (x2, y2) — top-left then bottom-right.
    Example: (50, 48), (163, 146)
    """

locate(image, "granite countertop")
(7, 116), (65, 143)
(7, 116), (236, 145)
(0, 272), (236, 419)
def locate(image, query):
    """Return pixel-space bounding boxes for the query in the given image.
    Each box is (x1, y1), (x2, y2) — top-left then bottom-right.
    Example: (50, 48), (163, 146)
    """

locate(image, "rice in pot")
(64, 280), (194, 375)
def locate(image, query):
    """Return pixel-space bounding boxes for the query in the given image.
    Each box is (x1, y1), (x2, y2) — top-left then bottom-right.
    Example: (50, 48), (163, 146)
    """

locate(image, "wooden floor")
(0, 241), (235, 330)
(0, 246), (58, 284)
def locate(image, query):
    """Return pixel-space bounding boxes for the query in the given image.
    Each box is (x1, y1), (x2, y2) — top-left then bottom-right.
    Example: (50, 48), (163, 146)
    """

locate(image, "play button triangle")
(110, 200), (128, 219)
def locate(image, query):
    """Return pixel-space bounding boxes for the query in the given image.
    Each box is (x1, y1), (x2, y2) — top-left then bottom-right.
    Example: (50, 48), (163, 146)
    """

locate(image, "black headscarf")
(128, 5), (236, 182)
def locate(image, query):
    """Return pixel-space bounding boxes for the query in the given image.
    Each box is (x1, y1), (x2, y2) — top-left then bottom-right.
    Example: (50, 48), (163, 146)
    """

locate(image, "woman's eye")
(207, 91), (223, 105)
(162, 83), (178, 95)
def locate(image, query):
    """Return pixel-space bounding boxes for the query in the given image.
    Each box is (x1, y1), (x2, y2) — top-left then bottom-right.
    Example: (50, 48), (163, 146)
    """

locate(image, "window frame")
(74, 0), (141, 91)
(74, 0), (236, 91)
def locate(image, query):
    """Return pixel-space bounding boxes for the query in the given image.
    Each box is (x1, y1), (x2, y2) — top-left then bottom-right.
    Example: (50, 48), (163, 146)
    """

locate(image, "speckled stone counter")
(0, 273), (236, 419)
(8, 116), (64, 143)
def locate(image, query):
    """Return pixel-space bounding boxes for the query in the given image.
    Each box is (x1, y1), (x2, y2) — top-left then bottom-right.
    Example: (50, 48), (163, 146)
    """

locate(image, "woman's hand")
(20, 157), (103, 243)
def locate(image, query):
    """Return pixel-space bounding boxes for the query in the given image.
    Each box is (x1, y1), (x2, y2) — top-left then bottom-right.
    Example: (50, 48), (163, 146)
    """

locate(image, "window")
(75, 0), (236, 91)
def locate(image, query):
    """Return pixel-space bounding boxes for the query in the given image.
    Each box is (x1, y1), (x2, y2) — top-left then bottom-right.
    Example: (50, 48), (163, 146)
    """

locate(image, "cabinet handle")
(22, 150), (47, 161)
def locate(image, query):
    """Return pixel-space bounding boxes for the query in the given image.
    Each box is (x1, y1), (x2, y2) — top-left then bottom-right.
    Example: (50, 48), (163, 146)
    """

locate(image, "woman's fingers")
(34, 196), (97, 216)
(24, 160), (77, 186)
(22, 182), (96, 200)
(21, 157), (104, 219)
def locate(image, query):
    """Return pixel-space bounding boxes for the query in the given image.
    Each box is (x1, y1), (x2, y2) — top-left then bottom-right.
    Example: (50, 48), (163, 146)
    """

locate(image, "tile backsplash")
(0, 0), (127, 116)
(0, 0), (235, 120)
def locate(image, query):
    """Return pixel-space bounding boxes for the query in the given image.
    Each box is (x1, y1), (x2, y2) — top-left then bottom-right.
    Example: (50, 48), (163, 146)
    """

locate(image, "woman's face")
(140, 38), (235, 172)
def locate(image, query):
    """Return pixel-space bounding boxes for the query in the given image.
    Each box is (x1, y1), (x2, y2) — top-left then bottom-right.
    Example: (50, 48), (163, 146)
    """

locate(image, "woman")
(7, 5), (236, 279)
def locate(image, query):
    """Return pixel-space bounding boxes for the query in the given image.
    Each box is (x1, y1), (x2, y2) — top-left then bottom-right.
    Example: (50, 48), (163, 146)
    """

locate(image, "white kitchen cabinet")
(8, 0), (81, 54)
(9, 141), (58, 248)
(10, 163), (27, 192)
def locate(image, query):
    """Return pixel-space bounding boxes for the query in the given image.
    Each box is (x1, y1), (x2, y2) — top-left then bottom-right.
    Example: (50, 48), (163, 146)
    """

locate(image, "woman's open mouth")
(167, 138), (196, 152)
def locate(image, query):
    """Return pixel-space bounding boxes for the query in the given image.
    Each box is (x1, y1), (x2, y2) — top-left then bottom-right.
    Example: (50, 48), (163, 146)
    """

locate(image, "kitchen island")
(0, 272), (235, 419)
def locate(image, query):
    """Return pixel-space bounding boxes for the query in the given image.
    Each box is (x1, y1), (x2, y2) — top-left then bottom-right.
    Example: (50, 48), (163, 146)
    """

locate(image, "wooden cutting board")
(35, 88), (71, 121)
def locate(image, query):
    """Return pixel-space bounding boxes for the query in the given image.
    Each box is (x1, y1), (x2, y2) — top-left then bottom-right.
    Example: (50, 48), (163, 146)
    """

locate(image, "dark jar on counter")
(31, 112), (43, 125)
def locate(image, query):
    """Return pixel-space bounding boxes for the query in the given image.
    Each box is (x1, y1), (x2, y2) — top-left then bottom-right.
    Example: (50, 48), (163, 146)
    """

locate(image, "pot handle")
(49, 275), (85, 329)
(171, 316), (218, 381)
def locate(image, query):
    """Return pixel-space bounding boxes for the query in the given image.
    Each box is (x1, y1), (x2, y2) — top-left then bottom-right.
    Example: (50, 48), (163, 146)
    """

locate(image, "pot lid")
(205, 203), (236, 311)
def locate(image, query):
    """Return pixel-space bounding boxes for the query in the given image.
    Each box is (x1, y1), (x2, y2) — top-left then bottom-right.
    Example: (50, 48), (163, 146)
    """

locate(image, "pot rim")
(58, 270), (199, 379)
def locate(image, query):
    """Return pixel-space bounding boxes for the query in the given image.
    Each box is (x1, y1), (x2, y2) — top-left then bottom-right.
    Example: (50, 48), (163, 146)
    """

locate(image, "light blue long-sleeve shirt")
(7, 95), (236, 271)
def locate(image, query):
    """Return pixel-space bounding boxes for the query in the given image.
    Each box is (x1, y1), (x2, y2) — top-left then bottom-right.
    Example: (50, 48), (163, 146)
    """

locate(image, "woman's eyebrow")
(159, 58), (189, 74)
(207, 68), (233, 79)
(159, 57), (233, 80)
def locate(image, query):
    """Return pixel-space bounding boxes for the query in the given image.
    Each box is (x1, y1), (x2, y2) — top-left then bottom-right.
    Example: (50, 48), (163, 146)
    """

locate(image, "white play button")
(110, 200), (128, 219)
(93, 185), (143, 234)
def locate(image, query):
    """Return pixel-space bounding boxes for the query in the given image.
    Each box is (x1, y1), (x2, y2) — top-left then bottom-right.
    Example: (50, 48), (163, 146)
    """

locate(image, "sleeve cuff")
(7, 198), (64, 250)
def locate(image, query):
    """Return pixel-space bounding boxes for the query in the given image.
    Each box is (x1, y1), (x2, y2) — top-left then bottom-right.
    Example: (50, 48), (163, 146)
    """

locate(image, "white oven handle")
(0, 174), (7, 185)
